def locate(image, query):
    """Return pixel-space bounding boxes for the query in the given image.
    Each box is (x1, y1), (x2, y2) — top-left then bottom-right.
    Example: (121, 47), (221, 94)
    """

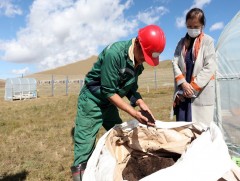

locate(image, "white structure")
(4, 78), (37, 101)
(215, 11), (240, 156)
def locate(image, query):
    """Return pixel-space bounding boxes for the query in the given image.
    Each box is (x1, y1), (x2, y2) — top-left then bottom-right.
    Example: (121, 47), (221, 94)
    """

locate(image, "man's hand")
(108, 95), (155, 127)
(136, 99), (156, 127)
(140, 110), (155, 126)
(133, 110), (155, 127)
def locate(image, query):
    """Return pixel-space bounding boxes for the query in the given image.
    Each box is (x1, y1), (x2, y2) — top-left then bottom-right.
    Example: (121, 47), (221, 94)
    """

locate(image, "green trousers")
(73, 87), (122, 166)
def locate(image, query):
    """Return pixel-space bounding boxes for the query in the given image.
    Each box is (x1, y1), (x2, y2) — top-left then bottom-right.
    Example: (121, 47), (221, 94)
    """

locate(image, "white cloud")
(191, 0), (211, 9)
(210, 22), (224, 31)
(11, 67), (29, 75)
(176, 16), (186, 29)
(175, 0), (211, 28)
(0, 0), (22, 17)
(137, 6), (168, 25)
(0, 0), (138, 71)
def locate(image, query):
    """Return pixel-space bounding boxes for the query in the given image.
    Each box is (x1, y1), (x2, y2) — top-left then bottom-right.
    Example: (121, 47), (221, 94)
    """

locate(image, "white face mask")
(187, 28), (201, 38)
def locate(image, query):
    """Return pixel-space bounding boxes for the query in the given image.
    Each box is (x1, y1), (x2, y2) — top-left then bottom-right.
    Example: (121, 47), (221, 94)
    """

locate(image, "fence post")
(51, 74), (54, 96)
(66, 75), (69, 96)
(11, 87), (14, 101)
(154, 67), (157, 89)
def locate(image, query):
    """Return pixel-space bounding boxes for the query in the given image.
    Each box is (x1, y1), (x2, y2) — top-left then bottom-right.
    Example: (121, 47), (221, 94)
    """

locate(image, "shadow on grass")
(0, 170), (28, 181)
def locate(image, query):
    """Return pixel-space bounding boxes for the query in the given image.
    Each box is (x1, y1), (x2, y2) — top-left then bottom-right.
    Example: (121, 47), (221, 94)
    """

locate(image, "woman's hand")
(181, 82), (194, 98)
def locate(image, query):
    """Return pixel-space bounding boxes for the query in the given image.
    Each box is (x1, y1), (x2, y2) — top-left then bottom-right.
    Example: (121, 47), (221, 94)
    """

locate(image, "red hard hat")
(138, 25), (166, 66)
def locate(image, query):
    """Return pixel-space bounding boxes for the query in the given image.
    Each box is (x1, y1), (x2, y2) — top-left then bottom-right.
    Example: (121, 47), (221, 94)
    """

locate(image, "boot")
(71, 162), (87, 181)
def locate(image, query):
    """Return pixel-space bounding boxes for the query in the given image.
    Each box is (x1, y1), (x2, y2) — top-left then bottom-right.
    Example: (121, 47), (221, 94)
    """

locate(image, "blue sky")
(0, 0), (239, 79)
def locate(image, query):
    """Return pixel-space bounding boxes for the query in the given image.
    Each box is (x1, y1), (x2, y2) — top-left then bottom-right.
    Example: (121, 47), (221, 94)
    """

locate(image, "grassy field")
(0, 58), (175, 180)
(0, 86), (175, 181)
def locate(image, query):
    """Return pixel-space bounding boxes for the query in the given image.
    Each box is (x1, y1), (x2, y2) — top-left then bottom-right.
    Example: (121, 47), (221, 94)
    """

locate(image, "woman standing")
(172, 8), (216, 127)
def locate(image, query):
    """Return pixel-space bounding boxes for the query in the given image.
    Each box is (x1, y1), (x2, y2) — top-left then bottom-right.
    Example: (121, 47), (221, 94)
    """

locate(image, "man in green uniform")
(71, 25), (166, 181)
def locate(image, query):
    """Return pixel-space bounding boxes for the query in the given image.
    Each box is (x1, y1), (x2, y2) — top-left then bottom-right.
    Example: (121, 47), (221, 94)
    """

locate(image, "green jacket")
(84, 39), (144, 107)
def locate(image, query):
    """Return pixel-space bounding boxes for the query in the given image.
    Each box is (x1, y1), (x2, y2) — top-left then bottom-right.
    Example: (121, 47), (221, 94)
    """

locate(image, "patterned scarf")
(182, 32), (204, 61)
(193, 32), (204, 60)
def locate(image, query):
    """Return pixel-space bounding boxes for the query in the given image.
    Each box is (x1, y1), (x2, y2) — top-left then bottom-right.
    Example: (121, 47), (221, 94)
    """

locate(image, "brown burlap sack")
(104, 124), (201, 181)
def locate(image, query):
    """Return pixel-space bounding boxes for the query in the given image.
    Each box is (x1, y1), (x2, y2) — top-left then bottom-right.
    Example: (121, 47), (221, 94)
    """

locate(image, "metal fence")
(0, 68), (174, 99)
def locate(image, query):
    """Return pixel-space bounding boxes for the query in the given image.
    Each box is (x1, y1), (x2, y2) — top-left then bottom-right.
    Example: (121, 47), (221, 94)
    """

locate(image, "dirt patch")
(122, 151), (179, 181)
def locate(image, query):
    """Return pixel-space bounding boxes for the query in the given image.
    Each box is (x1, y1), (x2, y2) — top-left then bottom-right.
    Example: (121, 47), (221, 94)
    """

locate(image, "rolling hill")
(35, 55), (98, 76)
(27, 55), (172, 80)
(28, 55), (98, 80)
(1, 55), (172, 82)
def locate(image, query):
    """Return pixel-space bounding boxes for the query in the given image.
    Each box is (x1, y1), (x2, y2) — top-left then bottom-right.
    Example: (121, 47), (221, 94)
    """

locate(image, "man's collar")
(128, 38), (135, 66)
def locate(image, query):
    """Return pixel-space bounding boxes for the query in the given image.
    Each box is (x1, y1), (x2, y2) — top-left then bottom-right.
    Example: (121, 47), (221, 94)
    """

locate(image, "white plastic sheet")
(215, 11), (240, 156)
(83, 120), (240, 181)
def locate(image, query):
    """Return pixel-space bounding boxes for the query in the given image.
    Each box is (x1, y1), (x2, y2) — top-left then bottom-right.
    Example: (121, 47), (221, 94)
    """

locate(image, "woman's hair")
(186, 8), (206, 26)
(184, 8), (205, 48)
